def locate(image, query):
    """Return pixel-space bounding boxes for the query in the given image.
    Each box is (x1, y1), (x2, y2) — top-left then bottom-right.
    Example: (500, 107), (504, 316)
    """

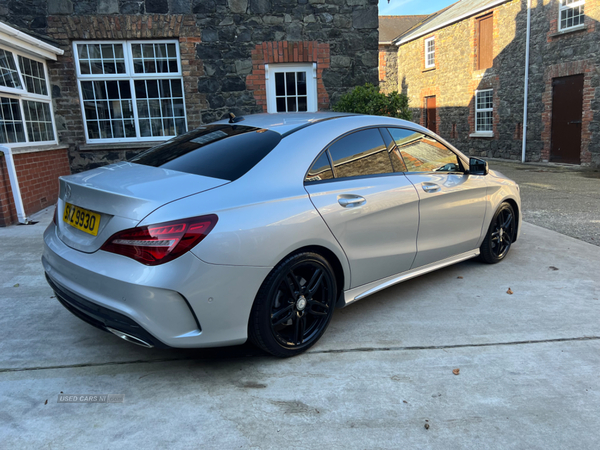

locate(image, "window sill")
(469, 132), (494, 138)
(422, 66), (436, 73)
(77, 141), (162, 152)
(549, 25), (587, 38)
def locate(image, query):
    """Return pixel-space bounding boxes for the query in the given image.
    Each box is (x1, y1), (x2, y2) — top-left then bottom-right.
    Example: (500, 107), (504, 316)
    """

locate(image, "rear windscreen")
(130, 125), (282, 181)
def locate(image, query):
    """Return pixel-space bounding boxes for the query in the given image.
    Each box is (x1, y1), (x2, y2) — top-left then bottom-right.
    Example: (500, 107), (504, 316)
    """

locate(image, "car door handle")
(338, 195), (366, 208)
(421, 183), (441, 193)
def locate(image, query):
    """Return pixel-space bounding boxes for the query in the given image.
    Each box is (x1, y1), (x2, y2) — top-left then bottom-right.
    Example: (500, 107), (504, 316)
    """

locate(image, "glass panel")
(298, 96), (307, 112)
(86, 121), (100, 139)
(476, 111), (494, 132)
(276, 97), (286, 113)
(19, 56), (49, 95)
(133, 43), (179, 74)
(0, 97), (26, 143)
(0, 49), (23, 89)
(328, 128), (393, 179)
(476, 90), (493, 109)
(77, 43), (126, 76)
(22, 101), (54, 142)
(171, 79), (183, 97)
(388, 128), (460, 173)
(306, 151), (334, 182)
(80, 80), (134, 140)
(139, 119), (151, 137)
(297, 72), (307, 96)
(275, 73), (285, 96)
(286, 72), (296, 95)
(286, 97), (297, 112)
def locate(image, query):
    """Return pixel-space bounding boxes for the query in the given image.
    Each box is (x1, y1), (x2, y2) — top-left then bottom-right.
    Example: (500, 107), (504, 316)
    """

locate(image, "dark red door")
(551, 75), (583, 164)
(425, 96), (436, 133)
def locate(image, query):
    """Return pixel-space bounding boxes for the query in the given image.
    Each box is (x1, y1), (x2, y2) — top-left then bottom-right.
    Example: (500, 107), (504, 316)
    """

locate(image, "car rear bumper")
(46, 274), (171, 348)
(43, 223), (271, 349)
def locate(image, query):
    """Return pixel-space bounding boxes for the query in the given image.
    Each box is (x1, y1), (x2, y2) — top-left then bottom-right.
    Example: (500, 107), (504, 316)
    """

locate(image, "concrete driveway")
(1, 207), (599, 449)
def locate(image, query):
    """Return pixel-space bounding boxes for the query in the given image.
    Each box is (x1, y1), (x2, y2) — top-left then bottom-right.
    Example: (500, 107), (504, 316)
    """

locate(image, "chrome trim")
(343, 249), (480, 306)
(106, 327), (154, 348)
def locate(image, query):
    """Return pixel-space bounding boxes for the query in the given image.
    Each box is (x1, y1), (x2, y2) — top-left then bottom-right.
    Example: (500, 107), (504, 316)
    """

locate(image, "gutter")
(521, 0), (532, 163)
(0, 146), (29, 224)
(394, 0), (512, 46)
(0, 21), (64, 57)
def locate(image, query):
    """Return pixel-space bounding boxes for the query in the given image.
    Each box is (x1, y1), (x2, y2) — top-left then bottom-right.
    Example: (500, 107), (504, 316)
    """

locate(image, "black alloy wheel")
(249, 252), (337, 357)
(480, 202), (516, 264)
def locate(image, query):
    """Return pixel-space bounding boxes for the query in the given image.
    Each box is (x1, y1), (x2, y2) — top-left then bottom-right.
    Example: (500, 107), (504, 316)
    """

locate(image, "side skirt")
(340, 249), (480, 307)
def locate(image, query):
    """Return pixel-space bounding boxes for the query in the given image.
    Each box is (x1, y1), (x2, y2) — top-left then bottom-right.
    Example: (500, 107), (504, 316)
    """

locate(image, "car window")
(306, 151), (334, 182)
(130, 125), (282, 181)
(328, 128), (393, 179)
(379, 128), (407, 173)
(387, 128), (462, 173)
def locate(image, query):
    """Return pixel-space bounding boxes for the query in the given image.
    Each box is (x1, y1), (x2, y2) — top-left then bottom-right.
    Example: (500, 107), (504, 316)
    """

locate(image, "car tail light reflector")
(101, 215), (218, 266)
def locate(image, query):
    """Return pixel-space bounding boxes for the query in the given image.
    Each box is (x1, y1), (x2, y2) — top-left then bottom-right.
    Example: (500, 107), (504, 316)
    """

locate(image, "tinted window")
(379, 128), (407, 173)
(130, 125), (281, 181)
(328, 128), (393, 179)
(306, 151), (334, 182)
(387, 128), (461, 173)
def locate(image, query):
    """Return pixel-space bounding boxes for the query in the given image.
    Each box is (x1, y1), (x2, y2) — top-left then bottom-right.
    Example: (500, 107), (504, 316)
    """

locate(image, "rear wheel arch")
(268, 245), (346, 305)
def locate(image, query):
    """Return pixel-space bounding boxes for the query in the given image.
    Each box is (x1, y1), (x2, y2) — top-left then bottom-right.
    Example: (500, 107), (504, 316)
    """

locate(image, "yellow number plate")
(63, 203), (101, 236)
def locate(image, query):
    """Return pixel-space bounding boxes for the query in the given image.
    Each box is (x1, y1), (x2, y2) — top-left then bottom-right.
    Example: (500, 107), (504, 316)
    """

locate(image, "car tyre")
(249, 252), (337, 357)
(479, 202), (516, 264)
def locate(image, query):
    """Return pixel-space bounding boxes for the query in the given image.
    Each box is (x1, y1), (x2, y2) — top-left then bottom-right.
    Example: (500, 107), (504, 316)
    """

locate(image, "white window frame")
(0, 42), (58, 148)
(558, 0), (585, 32)
(424, 37), (435, 69)
(265, 63), (318, 114)
(473, 89), (494, 136)
(73, 39), (187, 144)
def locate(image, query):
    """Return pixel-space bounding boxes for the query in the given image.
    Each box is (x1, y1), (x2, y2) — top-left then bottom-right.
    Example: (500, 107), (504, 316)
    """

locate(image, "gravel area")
(488, 159), (600, 246)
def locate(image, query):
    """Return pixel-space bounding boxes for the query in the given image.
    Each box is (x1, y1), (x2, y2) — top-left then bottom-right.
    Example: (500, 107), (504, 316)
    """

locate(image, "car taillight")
(100, 215), (218, 266)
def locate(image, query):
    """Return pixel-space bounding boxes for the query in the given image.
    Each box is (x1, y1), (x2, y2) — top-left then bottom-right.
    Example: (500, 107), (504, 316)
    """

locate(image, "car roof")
(212, 112), (355, 135)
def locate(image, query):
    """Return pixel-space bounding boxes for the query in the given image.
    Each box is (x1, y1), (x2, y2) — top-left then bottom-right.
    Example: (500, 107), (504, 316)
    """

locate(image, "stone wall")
(0, 0), (379, 172)
(378, 43), (398, 94)
(395, 0), (600, 166)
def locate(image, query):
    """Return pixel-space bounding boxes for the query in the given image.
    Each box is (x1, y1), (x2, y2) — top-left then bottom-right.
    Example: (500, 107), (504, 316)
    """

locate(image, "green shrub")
(332, 83), (412, 120)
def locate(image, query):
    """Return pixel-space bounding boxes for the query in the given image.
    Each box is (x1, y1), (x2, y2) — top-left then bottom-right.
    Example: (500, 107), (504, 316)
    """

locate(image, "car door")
(385, 127), (488, 269)
(304, 128), (420, 288)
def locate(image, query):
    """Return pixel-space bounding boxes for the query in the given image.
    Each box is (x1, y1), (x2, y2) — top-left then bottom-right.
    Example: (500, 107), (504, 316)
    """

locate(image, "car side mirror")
(469, 157), (489, 175)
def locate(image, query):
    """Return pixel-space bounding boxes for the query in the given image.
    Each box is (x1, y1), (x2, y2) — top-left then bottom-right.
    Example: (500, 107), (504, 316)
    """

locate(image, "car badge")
(65, 184), (71, 200)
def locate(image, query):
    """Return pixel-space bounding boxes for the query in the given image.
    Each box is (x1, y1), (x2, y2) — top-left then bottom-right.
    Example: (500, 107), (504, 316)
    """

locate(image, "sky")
(378, 0), (457, 16)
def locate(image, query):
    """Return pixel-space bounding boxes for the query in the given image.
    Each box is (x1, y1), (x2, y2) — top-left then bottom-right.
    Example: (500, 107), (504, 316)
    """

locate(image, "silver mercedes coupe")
(43, 113), (521, 357)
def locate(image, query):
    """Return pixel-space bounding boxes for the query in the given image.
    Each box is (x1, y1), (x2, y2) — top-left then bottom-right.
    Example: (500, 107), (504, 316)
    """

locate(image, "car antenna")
(228, 112), (244, 123)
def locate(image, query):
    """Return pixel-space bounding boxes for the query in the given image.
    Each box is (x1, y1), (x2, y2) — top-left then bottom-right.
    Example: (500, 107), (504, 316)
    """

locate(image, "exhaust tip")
(106, 327), (154, 348)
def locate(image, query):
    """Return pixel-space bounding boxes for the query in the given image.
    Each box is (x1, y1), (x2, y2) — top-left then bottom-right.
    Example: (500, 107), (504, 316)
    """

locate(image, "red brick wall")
(0, 149), (71, 226)
(246, 41), (331, 112)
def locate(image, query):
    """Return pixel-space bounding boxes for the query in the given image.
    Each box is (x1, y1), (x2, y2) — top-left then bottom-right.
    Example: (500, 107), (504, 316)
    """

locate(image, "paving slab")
(0, 206), (599, 449)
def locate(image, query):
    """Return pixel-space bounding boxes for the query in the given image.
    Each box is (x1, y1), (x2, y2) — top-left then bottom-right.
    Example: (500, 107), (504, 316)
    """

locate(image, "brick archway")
(246, 41), (331, 112)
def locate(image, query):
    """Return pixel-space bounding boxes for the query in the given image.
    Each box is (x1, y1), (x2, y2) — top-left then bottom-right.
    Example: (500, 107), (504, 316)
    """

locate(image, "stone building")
(389, 0), (600, 167)
(0, 0), (379, 225)
(378, 14), (427, 93)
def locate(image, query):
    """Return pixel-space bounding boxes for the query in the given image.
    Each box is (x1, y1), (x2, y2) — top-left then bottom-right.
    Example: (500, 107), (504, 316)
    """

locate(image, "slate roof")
(394, 0), (510, 45)
(378, 15), (429, 44)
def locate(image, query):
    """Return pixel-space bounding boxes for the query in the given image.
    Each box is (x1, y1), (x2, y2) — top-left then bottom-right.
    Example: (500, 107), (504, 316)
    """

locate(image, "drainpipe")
(0, 146), (29, 224)
(521, 0), (532, 163)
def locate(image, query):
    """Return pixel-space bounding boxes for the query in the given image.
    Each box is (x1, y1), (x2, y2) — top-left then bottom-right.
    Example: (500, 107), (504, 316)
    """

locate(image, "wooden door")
(425, 96), (436, 133)
(551, 75), (583, 164)
(478, 15), (493, 70)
